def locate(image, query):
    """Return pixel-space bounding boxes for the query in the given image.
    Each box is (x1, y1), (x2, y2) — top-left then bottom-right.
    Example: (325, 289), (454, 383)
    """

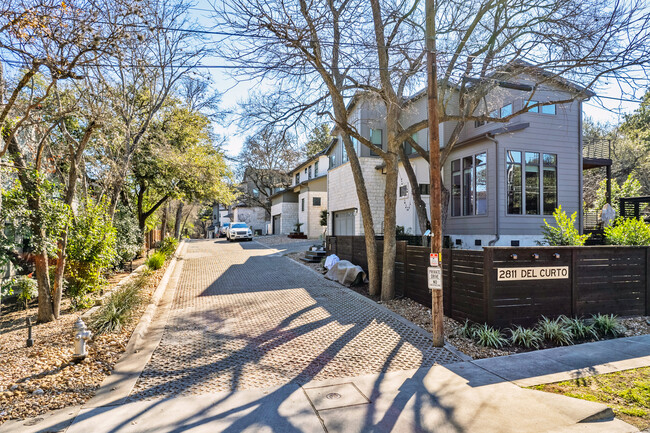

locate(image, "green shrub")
(459, 319), (477, 339)
(13, 275), (37, 309)
(540, 206), (590, 246)
(158, 237), (179, 256)
(474, 324), (508, 348)
(537, 316), (573, 345)
(91, 282), (142, 334)
(604, 217), (650, 246)
(509, 326), (543, 349)
(66, 199), (117, 308)
(592, 313), (623, 338)
(561, 316), (598, 340)
(146, 252), (166, 270)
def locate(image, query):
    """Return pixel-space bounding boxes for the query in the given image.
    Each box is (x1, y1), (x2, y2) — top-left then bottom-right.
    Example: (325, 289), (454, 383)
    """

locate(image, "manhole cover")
(304, 383), (370, 411)
(326, 392), (341, 400)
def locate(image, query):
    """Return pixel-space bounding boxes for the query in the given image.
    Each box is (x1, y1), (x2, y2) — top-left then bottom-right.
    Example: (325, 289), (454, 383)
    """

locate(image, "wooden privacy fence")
(326, 236), (650, 328)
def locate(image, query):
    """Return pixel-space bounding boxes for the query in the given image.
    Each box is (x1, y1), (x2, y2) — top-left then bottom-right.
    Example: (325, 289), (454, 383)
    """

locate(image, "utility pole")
(426, 0), (444, 347)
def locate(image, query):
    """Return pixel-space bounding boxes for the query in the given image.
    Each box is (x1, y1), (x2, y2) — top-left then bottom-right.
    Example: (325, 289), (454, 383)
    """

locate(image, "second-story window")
(370, 129), (383, 156)
(541, 104), (556, 115)
(500, 104), (513, 118)
(329, 153), (336, 169)
(342, 143), (348, 162)
(399, 185), (408, 198)
(314, 161), (319, 177)
(308, 165), (312, 179)
(526, 100), (539, 113)
(295, 173), (300, 184)
(403, 133), (418, 154)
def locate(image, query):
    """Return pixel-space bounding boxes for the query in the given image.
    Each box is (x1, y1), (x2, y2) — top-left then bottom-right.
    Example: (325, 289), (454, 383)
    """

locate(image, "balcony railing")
(583, 139), (611, 160)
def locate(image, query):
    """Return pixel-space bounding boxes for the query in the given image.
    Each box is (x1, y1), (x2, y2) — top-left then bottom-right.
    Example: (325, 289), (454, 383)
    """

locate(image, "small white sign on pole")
(428, 266), (442, 290)
(430, 253), (439, 267)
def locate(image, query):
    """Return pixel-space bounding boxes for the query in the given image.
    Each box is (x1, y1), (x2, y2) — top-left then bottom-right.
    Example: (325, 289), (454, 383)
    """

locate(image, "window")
(342, 142), (348, 162)
(451, 152), (487, 217)
(313, 197), (321, 206)
(301, 198), (305, 211)
(314, 161), (319, 177)
(451, 159), (461, 216)
(489, 108), (499, 118)
(463, 156), (474, 215)
(526, 100), (539, 113)
(329, 153), (336, 168)
(252, 188), (259, 198)
(304, 168), (307, 175)
(475, 153), (487, 214)
(370, 128), (383, 156)
(500, 104), (513, 118)
(543, 153), (557, 214)
(541, 104), (556, 115)
(525, 152), (540, 215)
(308, 165), (312, 179)
(506, 151), (522, 214)
(295, 173), (300, 184)
(506, 150), (558, 215)
(352, 137), (359, 154)
(399, 185), (408, 198)
(419, 184), (430, 195)
(404, 133), (418, 154)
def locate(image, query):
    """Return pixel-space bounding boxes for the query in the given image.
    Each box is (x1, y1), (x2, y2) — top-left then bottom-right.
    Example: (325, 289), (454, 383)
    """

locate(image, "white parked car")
(219, 222), (230, 238)
(227, 222), (253, 242)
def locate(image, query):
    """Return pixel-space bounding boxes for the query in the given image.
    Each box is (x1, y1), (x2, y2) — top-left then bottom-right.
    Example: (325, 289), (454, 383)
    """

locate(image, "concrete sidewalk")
(4, 335), (648, 432)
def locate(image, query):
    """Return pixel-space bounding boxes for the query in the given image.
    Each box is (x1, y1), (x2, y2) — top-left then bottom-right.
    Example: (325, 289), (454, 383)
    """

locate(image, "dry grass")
(533, 367), (650, 430)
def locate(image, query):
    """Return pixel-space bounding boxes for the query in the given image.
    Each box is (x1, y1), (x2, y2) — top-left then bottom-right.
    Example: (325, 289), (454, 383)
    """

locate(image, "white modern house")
(270, 153), (329, 238)
(325, 64), (600, 248)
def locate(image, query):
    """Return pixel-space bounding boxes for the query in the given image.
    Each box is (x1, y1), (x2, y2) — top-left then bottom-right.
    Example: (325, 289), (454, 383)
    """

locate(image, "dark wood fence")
(326, 236), (650, 327)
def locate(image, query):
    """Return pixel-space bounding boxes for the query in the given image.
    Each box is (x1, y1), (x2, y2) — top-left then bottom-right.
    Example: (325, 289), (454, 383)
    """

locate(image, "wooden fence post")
(646, 247), (650, 316)
(448, 248), (453, 320)
(483, 248), (493, 324)
(571, 248), (578, 317)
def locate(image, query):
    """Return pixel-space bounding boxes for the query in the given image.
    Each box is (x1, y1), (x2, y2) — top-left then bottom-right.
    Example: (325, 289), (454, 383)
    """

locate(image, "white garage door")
(333, 210), (355, 235)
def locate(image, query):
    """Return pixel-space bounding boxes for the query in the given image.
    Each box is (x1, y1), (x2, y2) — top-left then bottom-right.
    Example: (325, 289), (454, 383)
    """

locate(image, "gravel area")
(286, 254), (650, 360)
(0, 261), (169, 424)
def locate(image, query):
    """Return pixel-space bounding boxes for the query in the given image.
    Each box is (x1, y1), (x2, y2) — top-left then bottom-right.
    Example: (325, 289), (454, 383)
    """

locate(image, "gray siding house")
(326, 67), (600, 248)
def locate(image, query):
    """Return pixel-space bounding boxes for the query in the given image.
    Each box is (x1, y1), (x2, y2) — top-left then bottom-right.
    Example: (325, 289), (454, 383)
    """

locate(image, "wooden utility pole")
(426, 0), (444, 347)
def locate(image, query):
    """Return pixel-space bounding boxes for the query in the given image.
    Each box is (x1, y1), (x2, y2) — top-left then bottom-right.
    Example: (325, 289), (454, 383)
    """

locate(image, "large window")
(451, 152), (487, 217)
(403, 133), (418, 155)
(295, 173), (300, 184)
(370, 128), (383, 156)
(314, 161), (319, 177)
(308, 165), (313, 179)
(507, 150), (557, 215)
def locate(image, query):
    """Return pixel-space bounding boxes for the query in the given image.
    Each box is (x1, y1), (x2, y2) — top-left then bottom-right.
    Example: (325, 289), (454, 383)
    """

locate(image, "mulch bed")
(0, 259), (169, 424)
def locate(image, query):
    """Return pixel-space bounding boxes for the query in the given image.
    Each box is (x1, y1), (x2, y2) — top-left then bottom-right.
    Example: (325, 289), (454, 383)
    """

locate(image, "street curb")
(286, 254), (472, 363)
(81, 239), (187, 409)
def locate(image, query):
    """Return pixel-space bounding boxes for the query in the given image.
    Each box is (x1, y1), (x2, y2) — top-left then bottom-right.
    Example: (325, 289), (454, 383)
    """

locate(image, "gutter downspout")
(486, 134), (500, 246)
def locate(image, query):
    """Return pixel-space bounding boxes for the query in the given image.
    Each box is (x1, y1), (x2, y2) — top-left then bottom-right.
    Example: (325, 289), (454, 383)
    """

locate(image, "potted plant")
(288, 222), (307, 239)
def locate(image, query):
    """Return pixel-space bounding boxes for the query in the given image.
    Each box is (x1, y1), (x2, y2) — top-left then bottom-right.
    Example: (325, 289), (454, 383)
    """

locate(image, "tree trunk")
(174, 201), (184, 240)
(399, 145), (430, 245)
(381, 151), (399, 301)
(161, 202), (169, 239)
(33, 241), (55, 323)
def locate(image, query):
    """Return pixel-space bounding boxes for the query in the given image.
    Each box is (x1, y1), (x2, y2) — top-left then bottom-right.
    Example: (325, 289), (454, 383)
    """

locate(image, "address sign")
(497, 266), (569, 281)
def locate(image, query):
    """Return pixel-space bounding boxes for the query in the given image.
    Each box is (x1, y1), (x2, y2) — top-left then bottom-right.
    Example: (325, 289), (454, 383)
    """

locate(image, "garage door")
(272, 215), (281, 234)
(333, 210), (355, 235)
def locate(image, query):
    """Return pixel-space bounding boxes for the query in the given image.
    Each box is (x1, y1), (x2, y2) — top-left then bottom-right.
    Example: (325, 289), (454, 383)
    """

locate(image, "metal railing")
(583, 139), (611, 160)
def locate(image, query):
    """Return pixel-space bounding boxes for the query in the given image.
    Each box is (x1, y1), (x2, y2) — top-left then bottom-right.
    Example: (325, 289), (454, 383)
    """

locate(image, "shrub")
(537, 316), (573, 345)
(592, 313), (623, 338)
(66, 199), (117, 308)
(459, 319), (477, 339)
(473, 324), (508, 348)
(320, 210), (328, 227)
(91, 282), (142, 334)
(509, 326), (543, 349)
(146, 252), (166, 270)
(113, 204), (143, 266)
(604, 217), (650, 246)
(13, 275), (37, 309)
(561, 316), (598, 340)
(158, 237), (179, 256)
(540, 206), (590, 246)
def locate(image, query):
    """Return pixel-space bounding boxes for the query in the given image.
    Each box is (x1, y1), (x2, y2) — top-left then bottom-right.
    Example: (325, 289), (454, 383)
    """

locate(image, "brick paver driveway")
(130, 239), (460, 401)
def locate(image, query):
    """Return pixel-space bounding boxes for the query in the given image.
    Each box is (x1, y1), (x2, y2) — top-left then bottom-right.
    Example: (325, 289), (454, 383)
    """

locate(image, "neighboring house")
(231, 168), (288, 235)
(326, 65), (603, 248)
(270, 153), (329, 237)
(232, 204), (268, 235)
